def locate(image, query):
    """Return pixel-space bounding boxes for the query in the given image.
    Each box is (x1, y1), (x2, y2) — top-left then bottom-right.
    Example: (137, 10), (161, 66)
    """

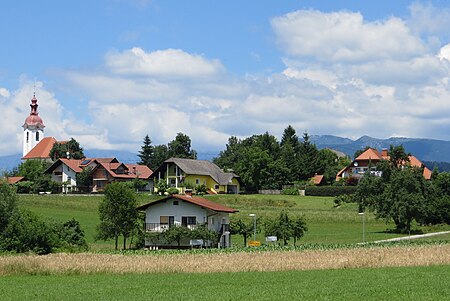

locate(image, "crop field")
(0, 265), (449, 300)
(7, 193), (450, 300)
(16, 193), (450, 249)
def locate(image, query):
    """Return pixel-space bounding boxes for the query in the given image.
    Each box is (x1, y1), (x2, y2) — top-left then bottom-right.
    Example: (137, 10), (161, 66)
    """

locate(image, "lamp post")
(358, 212), (365, 243)
(249, 213), (256, 241)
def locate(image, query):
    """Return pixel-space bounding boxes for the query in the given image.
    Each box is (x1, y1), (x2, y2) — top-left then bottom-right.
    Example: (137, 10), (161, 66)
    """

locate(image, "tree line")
(213, 125), (350, 191)
(137, 132), (197, 170)
(353, 145), (450, 233)
(230, 211), (307, 246)
(0, 181), (87, 254)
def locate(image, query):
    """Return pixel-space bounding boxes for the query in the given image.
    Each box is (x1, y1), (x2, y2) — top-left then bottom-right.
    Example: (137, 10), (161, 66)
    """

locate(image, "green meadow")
(16, 193), (450, 250)
(0, 265), (449, 301)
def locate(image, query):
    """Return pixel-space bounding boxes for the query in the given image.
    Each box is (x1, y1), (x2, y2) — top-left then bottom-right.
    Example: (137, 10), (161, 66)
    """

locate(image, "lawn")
(16, 193), (450, 250)
(0, 265), (449, 300)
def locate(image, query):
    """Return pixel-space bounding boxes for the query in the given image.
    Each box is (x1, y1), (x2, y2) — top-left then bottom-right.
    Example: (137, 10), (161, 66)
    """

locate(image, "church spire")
(23, 94), (45, 129)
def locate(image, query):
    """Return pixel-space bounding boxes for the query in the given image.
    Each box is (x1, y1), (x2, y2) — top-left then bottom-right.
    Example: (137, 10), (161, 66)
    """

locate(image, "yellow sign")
(248, 240), (261, 247)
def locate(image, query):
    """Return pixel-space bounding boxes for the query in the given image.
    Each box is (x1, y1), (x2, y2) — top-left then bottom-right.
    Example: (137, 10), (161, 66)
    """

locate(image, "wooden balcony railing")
(144, 223), (199, 232)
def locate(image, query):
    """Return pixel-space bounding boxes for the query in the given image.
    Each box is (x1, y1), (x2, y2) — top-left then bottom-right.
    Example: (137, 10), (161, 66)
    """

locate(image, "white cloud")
(408, 2), (450, 39)
(271, 10), (426, 63)
(105, 47), (224, 78)
(5, 6), (450, 158)
(0, 88), (10, 98)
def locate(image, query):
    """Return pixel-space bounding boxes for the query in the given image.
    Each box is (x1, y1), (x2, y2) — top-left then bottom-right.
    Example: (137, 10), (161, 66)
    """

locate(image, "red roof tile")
(355, 148), (382, 161)
(7, 176), (25, 184)
(137, 194), (238, 213)
(22, 137), (57, 159)
(312, 174), (324, 185)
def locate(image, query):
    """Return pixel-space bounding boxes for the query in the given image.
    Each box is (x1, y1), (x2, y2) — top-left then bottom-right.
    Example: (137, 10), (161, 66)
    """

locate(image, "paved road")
(372, 231), (450, 243)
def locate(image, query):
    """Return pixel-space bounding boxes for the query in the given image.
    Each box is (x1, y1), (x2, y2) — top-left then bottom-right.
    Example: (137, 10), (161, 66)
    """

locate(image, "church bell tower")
(22, 94), (45, 156)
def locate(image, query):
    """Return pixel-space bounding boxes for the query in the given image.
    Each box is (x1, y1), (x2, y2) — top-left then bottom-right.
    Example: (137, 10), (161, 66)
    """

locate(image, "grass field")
(16, 193), (450, 249)
(0, 265), (449, 300)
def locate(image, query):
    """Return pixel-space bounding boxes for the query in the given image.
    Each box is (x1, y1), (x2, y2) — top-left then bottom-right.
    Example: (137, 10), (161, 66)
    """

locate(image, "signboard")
(248, 240), (261, 247)
(190, 239), (203, 246)
(266, 236), (277, 242)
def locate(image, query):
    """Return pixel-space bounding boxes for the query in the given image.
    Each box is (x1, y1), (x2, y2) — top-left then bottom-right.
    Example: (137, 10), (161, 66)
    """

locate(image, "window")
(214, 184), (220, 190)
(160, 216), (174, 226)
(173, 200), (179, 206)
(26, 132), (29, 143)
(67, 176), (72, 183)
(182, 216), (196, 227)
(195, 179), (200, 185)
(36, 132), (39, 141)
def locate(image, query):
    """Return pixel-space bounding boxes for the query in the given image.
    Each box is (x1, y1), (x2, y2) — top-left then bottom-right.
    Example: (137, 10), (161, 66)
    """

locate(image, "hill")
(311, 135), (450, 163)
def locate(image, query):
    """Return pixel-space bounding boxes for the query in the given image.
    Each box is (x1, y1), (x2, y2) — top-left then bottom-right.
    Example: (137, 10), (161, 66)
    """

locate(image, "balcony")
(144, 223), (199, 232)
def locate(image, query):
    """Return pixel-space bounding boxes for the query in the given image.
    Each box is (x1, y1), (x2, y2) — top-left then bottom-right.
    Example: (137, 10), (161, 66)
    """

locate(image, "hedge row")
(305, 186), (356, 197)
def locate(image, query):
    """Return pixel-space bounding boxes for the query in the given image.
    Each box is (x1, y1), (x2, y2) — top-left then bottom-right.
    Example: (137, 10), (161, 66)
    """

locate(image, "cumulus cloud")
(5, 5), (450, 158)
(271, 10), (426, 63)
(408, 2), (450, 39)
(105, 47), (224, 78)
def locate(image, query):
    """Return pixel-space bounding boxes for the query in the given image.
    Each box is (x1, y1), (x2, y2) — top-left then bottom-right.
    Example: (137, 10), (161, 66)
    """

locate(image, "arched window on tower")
(36, 132), (39, 142)
(26, 132), (29, 143)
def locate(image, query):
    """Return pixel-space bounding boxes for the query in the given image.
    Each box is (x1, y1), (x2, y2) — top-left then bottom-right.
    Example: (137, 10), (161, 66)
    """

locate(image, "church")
(20, 94), (153, 192)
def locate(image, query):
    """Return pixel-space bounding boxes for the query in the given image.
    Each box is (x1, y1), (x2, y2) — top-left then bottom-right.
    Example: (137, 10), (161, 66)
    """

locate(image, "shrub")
(166, 187), (180, 195)
(334, 194), (355, 207)
(195, 184), (207, 195)
(15, 181), (34, 193)
(282, 188), (299, 195)
(305, 186), (356, 197)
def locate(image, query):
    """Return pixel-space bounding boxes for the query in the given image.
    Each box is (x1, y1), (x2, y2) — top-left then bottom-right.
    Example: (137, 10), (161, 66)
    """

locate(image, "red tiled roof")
(126, 164), (153, 178)
(355, 148), (382, 161)
(137, 194), (239, 213)
(22, 137), (57, 159)
(7, 176), (25, 184)
(97, 162), (152, 180)
(59, 158), (83, 173)
(312, 174), (324, 185)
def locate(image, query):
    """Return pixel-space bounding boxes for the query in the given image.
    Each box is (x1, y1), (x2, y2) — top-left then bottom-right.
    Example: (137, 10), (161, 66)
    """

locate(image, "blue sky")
(1, 0), (450, 156)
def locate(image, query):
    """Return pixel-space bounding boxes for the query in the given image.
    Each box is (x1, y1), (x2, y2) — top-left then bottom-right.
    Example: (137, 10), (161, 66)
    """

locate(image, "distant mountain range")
(2, 135), (450, 173)
(311, 135), (450, 162)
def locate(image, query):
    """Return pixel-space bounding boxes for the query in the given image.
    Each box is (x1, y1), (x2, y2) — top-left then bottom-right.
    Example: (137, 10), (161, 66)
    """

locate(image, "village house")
(46, 157), (153, 192)
(336, 148), (432, 181)
(151, 157), (242, 194)
(137, 191), (238, 248)
(90, 160), (153, 192)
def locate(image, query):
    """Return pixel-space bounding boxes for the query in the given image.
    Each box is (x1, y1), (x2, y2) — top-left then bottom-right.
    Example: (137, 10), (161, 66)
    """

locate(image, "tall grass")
(1, 244), (449, 276)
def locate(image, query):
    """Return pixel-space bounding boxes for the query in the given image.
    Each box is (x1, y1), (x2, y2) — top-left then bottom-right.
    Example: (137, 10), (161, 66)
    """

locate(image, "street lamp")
(358, 212), (365, 243)
(249, 213), (256, 241)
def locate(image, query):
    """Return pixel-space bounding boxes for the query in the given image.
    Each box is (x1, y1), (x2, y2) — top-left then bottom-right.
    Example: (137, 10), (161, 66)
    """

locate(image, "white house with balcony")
(136, 192), (238, 248)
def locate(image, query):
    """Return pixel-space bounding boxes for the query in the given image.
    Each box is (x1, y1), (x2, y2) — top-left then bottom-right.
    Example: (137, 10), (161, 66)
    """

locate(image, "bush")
(15, 181), (34, 193)
(334, 194), (355, 207)
(305, 186), (356, 197)
(282, 188), (299, 195)
(166, 187), (180, 195)
(195, 184), (207, 195)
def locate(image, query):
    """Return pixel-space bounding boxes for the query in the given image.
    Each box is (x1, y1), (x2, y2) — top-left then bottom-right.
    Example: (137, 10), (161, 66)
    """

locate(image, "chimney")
(185, 189), (193, 197)
(381, 148), (388, 158)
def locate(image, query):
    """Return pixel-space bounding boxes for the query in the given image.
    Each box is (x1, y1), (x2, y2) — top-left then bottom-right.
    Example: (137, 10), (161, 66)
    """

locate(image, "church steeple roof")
(23, 94), (45, 129)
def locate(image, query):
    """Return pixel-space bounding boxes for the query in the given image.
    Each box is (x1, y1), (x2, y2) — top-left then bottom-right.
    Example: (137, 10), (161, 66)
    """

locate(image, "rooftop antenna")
(33, 78), (36, 97)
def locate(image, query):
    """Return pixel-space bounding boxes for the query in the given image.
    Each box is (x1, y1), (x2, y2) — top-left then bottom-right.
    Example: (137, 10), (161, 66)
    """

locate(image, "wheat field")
(1, 244), (449, 276)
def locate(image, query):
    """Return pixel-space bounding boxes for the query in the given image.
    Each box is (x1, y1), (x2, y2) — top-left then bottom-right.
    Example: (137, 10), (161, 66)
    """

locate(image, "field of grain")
(1, 244), (449, 276)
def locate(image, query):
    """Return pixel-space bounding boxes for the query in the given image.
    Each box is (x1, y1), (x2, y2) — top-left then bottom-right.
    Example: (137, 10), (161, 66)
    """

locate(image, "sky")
(2, 0), (450, 156)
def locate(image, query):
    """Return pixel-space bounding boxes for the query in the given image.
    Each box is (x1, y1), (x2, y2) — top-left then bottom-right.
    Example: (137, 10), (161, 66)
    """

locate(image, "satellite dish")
(353, 161), (358, 167)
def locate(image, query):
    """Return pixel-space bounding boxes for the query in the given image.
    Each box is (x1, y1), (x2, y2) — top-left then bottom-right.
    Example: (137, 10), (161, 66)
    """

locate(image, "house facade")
(46, 158), (82, 193)
(45, 157), (153, 192)
(91, 161), (153, 192)
(336, 148), (432, 181)
(151, 158), (242, 194)
(137, 193), (238, 248)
